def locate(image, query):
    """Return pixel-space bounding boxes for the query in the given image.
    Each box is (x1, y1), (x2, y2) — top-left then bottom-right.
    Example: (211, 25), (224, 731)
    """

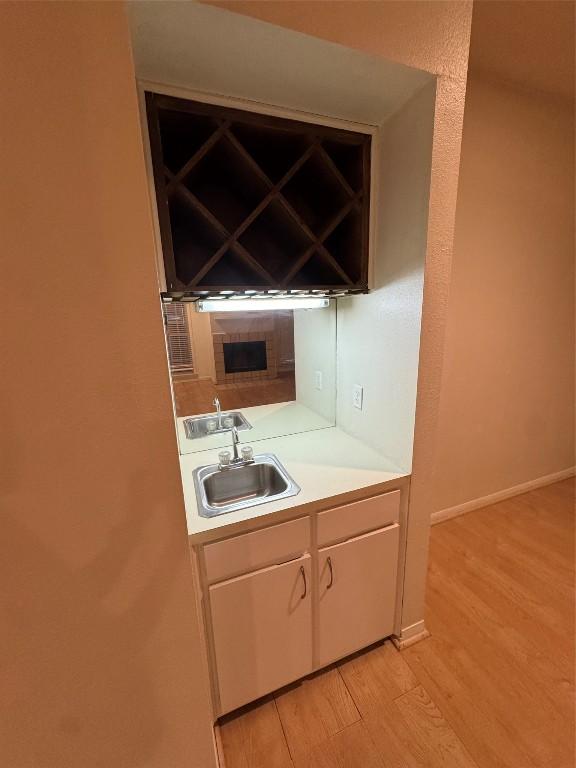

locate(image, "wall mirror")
(164, 301), (337, 454)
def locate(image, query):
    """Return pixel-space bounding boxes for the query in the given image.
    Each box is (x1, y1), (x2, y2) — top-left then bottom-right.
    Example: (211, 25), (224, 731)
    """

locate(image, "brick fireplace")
(213, 331), (277, 384)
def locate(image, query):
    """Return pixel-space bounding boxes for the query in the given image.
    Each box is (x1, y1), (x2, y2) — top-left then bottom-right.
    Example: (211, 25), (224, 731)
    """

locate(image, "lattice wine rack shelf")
(146, 93), (371, 297)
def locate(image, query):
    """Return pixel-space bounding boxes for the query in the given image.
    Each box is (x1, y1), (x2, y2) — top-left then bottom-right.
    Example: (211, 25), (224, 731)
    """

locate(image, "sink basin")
(193, 453), (300, 518)
(183, 411), (252, 440)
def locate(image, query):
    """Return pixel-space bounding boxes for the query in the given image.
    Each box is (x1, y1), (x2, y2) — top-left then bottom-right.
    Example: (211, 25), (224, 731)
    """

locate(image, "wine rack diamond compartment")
(146, 93), (371, 296)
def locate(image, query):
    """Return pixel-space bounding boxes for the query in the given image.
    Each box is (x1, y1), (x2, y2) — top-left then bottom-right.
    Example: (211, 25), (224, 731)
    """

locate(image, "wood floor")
(218, 478), (575, 768)
(172, 371), (296, 417)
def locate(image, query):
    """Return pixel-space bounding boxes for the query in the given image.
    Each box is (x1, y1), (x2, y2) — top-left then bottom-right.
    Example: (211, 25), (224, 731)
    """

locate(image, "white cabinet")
(210, 554), (312, 715)
(317, 523), (400, 667)
(202, 489), (403, 715)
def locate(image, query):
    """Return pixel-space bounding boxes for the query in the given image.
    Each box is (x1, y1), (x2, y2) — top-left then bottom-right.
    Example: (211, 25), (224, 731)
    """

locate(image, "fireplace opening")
(223, 340), (267, 374)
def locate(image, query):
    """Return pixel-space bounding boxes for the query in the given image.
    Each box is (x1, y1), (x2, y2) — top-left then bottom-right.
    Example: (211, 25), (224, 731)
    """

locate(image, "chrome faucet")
(213, 396), (222, 429)
(218, 426), (254, 470)
(231, 426), (240, 462)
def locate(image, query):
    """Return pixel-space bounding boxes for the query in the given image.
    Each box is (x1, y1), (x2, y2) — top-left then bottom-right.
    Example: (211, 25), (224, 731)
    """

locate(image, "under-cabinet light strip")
(196, 297), (330, 312)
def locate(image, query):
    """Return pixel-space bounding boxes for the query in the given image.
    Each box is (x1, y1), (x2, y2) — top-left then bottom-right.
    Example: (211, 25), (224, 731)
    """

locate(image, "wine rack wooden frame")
(146, 93), (371, 296)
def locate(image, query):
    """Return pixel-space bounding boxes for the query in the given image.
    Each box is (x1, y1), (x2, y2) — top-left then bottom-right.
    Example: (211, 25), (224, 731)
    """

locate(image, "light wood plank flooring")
(218, 478), (575, 768)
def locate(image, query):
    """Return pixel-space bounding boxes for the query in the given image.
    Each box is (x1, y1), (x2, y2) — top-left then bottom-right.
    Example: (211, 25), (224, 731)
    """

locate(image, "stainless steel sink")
(193, 453), (300, 518)
(183, 411), (252, 440)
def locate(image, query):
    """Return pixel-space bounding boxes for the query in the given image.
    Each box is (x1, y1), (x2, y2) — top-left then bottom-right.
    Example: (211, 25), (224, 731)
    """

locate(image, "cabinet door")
(318, 524), (399, 667)
(210, 554), (312, 715)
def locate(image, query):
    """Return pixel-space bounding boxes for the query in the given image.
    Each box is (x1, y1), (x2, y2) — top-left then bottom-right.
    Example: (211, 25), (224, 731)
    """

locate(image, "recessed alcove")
(129, 1), (436, 473)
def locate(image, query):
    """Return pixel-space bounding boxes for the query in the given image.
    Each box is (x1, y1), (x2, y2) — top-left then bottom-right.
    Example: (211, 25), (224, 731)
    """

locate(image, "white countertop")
(180, 425), (408, 542)
(176, 400), (334, 455)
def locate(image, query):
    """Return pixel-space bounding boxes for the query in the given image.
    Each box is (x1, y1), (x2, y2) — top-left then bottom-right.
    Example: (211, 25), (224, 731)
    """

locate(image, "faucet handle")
(241, 446), (253, 462)
(218, 450), (231, 467)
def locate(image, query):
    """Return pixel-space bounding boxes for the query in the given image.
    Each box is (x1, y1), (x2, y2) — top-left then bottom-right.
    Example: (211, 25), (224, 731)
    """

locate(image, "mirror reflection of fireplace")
(163, 305), (296, 418)
(224, 341), (267, 374)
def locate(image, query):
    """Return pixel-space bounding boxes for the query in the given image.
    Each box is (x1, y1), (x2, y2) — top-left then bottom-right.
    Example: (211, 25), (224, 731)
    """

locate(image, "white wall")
(294, 304), (337, 422)
(432, 75), (575, 513)
(336, 82), (436, 472)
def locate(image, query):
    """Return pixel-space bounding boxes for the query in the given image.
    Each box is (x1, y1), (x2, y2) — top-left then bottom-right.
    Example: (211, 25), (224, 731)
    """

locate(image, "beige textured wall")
(211, 0), (473, 631)
(210, 1), (471, 77)
(432, 76), (575, 512)
(0, 3), (216, 767)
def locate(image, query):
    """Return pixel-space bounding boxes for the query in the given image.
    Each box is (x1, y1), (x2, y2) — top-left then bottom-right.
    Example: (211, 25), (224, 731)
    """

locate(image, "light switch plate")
(352, 384), (363, 410)
(315, 370), (323, 390)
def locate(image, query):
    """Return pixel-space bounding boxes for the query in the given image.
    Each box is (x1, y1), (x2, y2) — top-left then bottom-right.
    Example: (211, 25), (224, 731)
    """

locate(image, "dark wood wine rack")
(146, 93), (371, 297)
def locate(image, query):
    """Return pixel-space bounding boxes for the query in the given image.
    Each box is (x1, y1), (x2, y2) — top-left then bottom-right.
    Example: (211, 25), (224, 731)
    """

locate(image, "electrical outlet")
(314, 370), (323, 390)
(352, 384), (363, 410)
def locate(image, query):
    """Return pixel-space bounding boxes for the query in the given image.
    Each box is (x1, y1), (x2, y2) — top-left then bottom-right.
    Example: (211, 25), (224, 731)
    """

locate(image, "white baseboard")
(392, 620), (430, 650)
(431, 466), (575, 526)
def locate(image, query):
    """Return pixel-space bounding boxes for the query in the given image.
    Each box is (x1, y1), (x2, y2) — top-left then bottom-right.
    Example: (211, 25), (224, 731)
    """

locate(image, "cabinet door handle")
(299, 565), (307, 599)
(327, 556), (334, 589)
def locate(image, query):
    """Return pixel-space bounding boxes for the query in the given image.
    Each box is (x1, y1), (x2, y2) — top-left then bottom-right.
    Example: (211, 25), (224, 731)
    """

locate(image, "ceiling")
(128, 1), (431, 126)
(469, 0), (575, 98)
